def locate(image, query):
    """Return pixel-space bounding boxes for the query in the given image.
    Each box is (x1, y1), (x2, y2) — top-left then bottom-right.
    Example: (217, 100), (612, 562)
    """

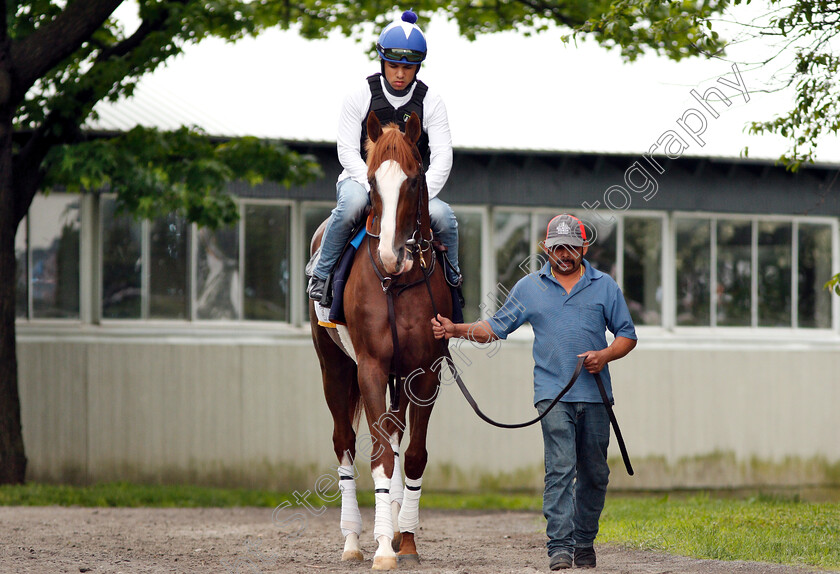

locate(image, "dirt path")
(0, 506), (827, 574)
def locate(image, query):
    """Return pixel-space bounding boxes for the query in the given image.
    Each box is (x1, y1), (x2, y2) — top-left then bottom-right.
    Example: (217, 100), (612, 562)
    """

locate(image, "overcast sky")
(99, 5), (840, 164)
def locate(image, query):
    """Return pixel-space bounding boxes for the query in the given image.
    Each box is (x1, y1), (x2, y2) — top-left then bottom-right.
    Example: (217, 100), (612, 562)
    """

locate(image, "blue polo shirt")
(487, 260), (637, 405)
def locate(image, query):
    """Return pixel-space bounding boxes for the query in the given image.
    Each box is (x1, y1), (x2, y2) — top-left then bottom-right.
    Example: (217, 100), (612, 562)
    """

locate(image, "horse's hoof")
(371, 555), (397, 570)
(397, 553), (420, 565)
(342, 550), (364, 562)
(391, 532), (402, 552)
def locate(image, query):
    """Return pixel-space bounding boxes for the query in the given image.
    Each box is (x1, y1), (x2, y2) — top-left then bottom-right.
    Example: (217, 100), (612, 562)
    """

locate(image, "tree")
(2, 0), (836, 484)
(0, 1), (329, 484)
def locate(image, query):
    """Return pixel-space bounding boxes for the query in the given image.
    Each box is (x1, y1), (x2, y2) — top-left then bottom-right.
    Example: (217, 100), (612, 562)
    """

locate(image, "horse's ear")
(404, 112), (421, 145)
(367, 111), (383, 143)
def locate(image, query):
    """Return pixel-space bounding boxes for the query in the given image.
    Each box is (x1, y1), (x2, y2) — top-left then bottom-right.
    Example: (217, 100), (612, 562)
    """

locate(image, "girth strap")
(386, 287), (401, 412)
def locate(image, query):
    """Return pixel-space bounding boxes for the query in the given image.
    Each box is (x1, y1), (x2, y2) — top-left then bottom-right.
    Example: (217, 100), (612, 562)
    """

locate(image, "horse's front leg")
(358, 358), (398, 571)
(384, 391), (409, 554)
(397, 368), (440, 564)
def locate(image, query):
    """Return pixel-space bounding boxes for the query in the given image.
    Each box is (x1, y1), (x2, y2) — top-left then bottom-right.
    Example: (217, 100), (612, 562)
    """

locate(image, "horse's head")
(365, 110), (425, 276)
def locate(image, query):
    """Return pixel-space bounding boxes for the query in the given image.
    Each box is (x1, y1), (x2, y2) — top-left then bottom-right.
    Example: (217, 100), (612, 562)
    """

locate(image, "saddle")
(306, 223), (464, 326)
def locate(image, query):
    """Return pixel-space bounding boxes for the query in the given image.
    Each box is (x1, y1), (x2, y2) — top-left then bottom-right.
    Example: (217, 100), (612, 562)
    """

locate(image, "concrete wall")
(17, 326), (840, 491)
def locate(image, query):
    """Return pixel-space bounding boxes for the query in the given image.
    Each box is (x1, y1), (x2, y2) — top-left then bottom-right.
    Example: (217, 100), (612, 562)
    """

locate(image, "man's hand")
(431, 314), (455, 340)
(578, 350), (609, 374)
(578, 337), (636, 373)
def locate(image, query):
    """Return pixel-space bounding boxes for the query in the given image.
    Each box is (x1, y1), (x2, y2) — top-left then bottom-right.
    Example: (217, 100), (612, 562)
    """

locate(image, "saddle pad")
(314, 301), (357, 362)
(314, 301), (334, 328)
(328, 227), (367, 325)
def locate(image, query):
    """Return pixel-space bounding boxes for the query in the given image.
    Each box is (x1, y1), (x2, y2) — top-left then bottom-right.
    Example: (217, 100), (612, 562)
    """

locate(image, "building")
(15, 137), (840, 491)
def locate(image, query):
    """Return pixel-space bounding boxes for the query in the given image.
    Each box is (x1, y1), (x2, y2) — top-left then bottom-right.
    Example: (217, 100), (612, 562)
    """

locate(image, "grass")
(0, 482), (288, 508)
(2, 483), (839, 570)
(598, 492), (840, 571)
(0, 482), (544, 510)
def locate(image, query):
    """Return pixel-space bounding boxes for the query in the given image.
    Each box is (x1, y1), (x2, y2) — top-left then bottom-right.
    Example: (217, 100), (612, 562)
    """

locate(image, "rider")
(307, 9), (461, 305)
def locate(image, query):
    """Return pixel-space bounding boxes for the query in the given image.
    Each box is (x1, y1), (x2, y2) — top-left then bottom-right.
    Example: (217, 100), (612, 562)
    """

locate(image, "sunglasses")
(377, 44), (425, 63)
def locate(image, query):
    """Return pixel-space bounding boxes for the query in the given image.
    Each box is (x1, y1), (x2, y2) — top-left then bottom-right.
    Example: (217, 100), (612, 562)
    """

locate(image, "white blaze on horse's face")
(375, 159), (414, 275)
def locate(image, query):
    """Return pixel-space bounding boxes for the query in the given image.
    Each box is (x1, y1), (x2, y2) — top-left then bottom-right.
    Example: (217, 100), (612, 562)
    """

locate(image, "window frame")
(671, 211), (838, 334)
(449, 204), (489, 322)
(15, 192), (839, 338)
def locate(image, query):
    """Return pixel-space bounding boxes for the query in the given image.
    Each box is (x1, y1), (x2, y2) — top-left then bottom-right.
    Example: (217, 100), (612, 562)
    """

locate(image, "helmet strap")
(380, 61), (421, 97)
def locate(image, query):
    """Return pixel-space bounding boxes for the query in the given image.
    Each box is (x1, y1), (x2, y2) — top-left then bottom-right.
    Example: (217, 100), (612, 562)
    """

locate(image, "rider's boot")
(307, 274), (333, 307)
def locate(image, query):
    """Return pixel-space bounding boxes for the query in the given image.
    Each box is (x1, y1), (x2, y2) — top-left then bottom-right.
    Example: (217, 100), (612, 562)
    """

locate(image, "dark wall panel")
(240, 142), (840, 217)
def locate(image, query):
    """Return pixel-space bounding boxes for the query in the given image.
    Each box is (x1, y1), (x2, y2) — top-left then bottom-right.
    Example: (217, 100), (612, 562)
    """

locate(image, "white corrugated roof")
(89, 15), (840, 164)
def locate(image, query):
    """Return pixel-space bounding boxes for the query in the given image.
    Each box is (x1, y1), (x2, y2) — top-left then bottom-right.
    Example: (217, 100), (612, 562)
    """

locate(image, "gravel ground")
(0, 506), (829, 574)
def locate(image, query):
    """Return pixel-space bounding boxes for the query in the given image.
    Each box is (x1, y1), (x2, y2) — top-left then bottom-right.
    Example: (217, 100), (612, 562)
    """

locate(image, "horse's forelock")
(366, 124), (419, 181)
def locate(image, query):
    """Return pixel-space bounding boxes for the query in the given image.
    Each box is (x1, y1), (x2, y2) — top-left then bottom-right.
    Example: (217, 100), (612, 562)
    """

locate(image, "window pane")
(676, 218), (711, 326)
(624, 217), (662, 326)
(757, 222), (792, 327)
(494, 211), (530, 294)
(244, 204), (291, 322)
(303, 205), (334, 310)
(717, 220), (752, 327)
(15, 217), (27, 319)
(535, 212), (553, 266)
(798, 223), (832, 328)
(453, 209), (482, 323)
(585, 217), (617, 277)
(30, 194), (80, 319)
(196, 226), (240, 320)
(534, 212), (558, 273)
(149, 214), (188, 319)
(101, 199), (142, 319)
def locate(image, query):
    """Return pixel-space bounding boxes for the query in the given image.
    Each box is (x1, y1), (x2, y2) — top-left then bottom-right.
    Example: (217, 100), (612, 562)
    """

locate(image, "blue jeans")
(312, 178), (460, 282)
(536, 400), (611, 558)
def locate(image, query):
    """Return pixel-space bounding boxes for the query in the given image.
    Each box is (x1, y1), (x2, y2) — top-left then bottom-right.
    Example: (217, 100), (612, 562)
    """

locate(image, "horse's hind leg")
(397, 369), (440, 564)
(311, 312), (364, 562)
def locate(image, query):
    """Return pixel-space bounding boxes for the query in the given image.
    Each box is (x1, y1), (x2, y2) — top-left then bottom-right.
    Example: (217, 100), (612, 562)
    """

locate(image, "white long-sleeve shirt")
(336, 75), (453, 200)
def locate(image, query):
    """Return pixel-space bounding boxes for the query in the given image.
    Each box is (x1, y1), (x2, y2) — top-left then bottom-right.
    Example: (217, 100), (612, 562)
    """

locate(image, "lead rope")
(419, 263), (633, 474)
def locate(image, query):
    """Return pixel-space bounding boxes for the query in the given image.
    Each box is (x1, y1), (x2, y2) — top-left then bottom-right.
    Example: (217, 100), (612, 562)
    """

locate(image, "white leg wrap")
(398, 477), (422, 533)
(373, 476), (394, 541)
(338, 465), (362, 538)
(390, 447), (404, 507)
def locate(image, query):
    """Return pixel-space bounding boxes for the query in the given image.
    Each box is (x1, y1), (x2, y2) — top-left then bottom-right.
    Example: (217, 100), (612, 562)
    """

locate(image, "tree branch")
(12, 0), (188, 224)
(97, 0), (188, 62)
(9, 0), (123, 106)
(516, 0), (580, 28)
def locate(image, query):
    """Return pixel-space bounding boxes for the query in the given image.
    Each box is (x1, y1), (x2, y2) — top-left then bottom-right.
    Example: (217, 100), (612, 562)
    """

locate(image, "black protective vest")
(361, 73), (430, 166)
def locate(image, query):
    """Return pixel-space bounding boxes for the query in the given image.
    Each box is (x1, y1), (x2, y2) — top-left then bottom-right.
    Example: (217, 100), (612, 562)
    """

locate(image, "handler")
(431, 214), (637, 570)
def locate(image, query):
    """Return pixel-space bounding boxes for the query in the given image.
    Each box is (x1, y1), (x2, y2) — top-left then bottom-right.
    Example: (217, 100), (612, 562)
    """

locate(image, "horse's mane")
(366, 124), (419, 180)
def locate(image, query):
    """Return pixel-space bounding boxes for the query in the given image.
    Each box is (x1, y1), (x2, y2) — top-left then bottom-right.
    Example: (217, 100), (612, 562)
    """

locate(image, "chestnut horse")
(309, 111), (452, 570)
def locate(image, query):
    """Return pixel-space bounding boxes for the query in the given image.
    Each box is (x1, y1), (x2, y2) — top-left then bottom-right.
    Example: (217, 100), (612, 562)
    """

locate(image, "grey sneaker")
(574, 546), (596, 568)
(549, 552), (573, 570)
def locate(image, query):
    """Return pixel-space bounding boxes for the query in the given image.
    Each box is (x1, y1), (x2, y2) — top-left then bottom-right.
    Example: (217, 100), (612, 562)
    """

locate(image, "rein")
(366, 233), (436, 413)
(418, 267), (635, 476)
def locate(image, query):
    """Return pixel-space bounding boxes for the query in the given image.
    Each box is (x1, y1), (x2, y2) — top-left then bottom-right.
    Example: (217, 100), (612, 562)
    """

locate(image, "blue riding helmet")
(376, 10), (427, 64)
